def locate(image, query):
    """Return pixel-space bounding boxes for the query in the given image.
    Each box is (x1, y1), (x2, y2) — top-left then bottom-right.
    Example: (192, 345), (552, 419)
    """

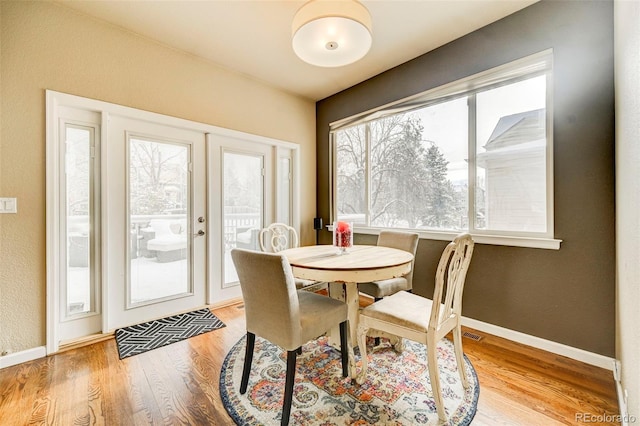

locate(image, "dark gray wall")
(316, 0), (615, 356)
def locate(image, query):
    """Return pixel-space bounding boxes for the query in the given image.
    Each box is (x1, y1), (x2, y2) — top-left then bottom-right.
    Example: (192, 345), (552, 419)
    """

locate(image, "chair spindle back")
(429, 233), (474, 332)
(259, 223), (299, 253)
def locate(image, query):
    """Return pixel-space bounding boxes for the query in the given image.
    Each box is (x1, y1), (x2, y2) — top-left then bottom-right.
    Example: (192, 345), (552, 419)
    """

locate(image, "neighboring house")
(476, 109), (546, 232)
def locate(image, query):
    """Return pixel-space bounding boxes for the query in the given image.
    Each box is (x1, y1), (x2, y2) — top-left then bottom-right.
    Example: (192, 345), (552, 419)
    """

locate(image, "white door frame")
(46, 90), (299, 354)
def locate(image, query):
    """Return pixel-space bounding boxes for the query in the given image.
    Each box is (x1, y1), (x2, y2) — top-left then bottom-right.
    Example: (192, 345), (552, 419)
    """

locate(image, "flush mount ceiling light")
(292, 0), (372, 68)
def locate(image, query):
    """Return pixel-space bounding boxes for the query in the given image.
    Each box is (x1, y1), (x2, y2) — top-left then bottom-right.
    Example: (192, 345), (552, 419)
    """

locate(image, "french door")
(51, 106), (207, 346)
(106, 116), (207, 330)
(47, 91), (298, 353)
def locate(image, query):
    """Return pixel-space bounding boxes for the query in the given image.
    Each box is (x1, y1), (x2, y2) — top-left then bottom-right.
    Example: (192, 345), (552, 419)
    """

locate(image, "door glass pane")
(278, 156), (291, 224)
(223, 152), (263, 287)
(65, 125), (95, 315)
(128, 137), (190, 305)
(475, 75), (547, 232)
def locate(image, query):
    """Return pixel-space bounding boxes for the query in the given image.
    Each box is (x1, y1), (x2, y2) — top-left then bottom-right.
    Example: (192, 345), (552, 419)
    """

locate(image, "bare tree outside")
(129, 139), (188, 215)
(336, 111), (466, 231)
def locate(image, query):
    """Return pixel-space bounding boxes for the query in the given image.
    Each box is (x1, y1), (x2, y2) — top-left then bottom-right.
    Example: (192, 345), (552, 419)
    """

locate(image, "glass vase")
(333, 221), (353, 255)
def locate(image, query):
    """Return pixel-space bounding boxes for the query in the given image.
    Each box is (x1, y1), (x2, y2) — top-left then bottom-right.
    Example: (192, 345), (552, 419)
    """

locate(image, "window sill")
(327, 225), (562, 250)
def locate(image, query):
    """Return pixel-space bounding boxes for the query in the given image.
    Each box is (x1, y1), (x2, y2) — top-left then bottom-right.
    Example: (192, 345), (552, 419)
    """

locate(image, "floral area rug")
(219, 335), (479, 425)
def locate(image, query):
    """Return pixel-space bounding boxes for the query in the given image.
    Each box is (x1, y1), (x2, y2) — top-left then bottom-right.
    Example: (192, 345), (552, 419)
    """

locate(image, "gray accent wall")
(316, 0), (615, 356)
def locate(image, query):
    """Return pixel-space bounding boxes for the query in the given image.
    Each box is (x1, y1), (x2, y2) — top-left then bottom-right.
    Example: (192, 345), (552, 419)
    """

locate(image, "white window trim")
(350, 227), (561, 250)
(329, 50), (562, 250)
(326, 223), (560, 250)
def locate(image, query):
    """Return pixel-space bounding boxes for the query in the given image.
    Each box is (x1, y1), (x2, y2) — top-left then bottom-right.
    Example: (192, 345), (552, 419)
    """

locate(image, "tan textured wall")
(0, 1), (315, 354)
(615, 0), (640, 417)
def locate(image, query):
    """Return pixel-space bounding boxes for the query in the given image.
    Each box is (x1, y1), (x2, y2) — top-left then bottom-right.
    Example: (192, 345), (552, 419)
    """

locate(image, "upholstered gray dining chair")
(259, 222), (325, 292)
(356, 233), (475, 422)
(358, 230), (420, 300)
(230, 248), (351, 426)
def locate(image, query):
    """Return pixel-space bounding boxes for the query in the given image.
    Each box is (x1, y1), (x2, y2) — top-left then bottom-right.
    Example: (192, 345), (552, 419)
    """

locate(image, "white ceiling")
(54, 0), (538, 101)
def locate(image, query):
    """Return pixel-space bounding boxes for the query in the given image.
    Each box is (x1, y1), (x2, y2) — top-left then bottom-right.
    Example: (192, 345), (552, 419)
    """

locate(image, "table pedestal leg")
(327, 281), (359, 378)
(328, 282), (359, 348)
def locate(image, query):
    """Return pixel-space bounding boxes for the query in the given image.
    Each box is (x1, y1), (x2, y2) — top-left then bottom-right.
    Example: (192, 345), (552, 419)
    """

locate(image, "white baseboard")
(462, 316), (615, 371)
(0, 346), (47, 370)
(614, 360), (630, 424)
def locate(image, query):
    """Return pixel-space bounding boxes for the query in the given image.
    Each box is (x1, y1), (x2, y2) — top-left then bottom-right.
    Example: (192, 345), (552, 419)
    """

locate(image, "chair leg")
(339, 321), (348, 377)
(281, 349), (298, 426)
(452, 325), (469, 388)
(427, 335), (446, 422)
(355, 324), (369, 385)
(240, 332), (255, 394)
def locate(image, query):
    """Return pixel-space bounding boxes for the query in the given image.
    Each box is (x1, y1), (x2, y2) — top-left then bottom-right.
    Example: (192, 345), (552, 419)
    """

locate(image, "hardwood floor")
(0, 302), (619, 425)
(459, 330), (619, 425)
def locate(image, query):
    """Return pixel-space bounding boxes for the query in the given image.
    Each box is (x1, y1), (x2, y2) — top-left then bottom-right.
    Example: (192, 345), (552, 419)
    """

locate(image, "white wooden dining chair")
(259, 222), (299, 253)
(356, 233), (475, 423)
(259, 223), (325, 291)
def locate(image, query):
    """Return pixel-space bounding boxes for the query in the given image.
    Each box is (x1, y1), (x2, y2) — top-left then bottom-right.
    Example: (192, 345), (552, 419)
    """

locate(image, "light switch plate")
(0, 198), (17, 213)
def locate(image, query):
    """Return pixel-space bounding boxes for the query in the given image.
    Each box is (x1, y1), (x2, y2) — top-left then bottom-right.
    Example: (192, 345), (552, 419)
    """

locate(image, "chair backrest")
(231, 248), (302, 349)
(377, 230), (420, 288)
(429, 233), (474, 332)
(259, 223), (299, 253)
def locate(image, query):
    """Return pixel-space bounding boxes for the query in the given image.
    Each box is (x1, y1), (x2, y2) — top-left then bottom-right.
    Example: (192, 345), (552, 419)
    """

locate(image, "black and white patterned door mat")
(115, 308), (226, 359)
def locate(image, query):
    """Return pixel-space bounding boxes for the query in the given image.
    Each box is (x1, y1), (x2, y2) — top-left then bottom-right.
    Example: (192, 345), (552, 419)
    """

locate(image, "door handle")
(194, 230), (205, 237)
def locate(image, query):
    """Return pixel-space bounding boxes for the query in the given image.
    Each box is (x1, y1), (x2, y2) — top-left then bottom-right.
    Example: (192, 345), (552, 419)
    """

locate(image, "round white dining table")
(280, 245), (414, 349)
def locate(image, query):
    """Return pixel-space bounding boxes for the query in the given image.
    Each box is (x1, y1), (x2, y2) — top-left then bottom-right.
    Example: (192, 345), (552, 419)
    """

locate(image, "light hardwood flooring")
(0, 302), (619, 425)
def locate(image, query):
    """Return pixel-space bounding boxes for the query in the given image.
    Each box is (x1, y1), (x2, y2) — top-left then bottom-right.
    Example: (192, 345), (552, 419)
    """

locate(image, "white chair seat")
(361, 290), (433, 332)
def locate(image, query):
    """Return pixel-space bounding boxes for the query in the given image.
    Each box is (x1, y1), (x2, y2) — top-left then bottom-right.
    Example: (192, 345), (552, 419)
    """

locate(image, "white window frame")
(330, 50), (561, 250)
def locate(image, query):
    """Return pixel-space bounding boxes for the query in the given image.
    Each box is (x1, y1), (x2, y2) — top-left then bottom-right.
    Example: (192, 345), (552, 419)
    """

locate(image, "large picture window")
(331, 50), (556, 248)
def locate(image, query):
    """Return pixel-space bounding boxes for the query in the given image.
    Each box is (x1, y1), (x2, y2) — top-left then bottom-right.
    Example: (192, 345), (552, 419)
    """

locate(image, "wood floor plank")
(0, 304), (619, 425)
(88, 341), (136, 425)
(472, 386), (566, 426)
